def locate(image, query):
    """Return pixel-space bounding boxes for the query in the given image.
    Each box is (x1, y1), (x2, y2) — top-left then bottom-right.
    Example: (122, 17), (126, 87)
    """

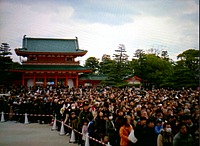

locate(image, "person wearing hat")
(167, 114), (177, 135)
(155, 118), (163, 135)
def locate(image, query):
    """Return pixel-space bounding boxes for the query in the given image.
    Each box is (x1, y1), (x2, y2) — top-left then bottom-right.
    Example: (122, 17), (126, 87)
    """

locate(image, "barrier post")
(1, 111), (5, 122)
(51, 114), (57, 131)
(24, 113), (29, 124)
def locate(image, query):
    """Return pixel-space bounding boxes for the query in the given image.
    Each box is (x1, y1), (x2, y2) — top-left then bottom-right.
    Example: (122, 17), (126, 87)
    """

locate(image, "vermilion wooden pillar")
(65, 73), (68, 87)
(22, 73), (25, 86)
(76, 73), (78, 88)
(55, 73), (57, 87)
(33, 73), (36, 87)
(44, 73), (47, 87)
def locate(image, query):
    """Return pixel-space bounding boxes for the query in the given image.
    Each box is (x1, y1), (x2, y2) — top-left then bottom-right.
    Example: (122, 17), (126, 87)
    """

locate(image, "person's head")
(103, 112), (109, 120)
(103, 136), (109, 144)
(130, 101), (134, 106)
(155, 109), (163, 119)
(177, 108), (184, 116)
(123, 115), (131, 126)
(178, 123), (187, 134)
(184, 115), (193, 125)
(147, 119), (154, 128)
(99, 111), (103, 117)
(83, 102), (89, 111)
(103, 102), (109, 110)
(146, 108), (152, 115)
(103, 115), (108, 121)
(109, 114), (113, 120)
(184, 108), (191, 116)
(156, 118), (163, 126)
(140, 117), (147, 126)
(79, 105), (83, 111)
(141, 110), (148, 118)
(163, 122), (172, 133)
(122, 106), (127, 112)
(118, 110), (123, 117)
(71, 112), (76, 118)
(167, 114), (175, 122)
(83, 120), (88, 125)
(167, 108), (173, 115)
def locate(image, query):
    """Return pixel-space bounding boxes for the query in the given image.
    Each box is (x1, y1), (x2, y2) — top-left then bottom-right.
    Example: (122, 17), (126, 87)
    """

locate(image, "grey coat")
(173, 132), (195, 146)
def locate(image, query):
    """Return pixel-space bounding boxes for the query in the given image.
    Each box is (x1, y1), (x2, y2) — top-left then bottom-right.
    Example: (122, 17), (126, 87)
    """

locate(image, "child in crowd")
(82, 120), (88, 146)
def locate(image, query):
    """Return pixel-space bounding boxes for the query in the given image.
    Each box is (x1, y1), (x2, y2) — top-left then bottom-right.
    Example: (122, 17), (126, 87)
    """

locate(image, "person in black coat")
(87, 114), (98, 146)
(134, 117), (147, 146)
(143, 118), (157, 146)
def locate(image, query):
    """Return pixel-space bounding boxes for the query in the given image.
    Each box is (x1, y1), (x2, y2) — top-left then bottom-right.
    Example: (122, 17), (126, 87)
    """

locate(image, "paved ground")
(0, 121), (78, 146)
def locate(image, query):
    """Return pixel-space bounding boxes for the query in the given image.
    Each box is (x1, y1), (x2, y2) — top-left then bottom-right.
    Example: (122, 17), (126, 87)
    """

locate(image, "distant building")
(11, 36), (91, 88)
(125, 75), (142, 88)
(79, 74), (107, 87)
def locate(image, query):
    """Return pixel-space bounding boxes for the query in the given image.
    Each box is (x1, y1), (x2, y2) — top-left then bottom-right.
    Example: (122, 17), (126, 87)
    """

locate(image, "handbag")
(128, 129), (138, 143)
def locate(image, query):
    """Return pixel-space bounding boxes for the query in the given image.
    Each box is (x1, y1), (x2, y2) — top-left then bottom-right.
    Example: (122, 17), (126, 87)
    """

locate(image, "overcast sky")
(0, 0), (199, 65)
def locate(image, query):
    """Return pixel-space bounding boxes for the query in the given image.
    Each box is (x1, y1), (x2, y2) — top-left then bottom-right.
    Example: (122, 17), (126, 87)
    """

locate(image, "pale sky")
(0, 0), (199, 65)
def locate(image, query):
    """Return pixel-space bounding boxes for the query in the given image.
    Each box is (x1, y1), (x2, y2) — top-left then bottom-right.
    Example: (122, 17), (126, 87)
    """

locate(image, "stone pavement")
(0, 121), (78, 146)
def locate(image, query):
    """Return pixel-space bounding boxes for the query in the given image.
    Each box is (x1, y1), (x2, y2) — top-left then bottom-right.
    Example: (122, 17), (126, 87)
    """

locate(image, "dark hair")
(122, 117), (128, 125)
(163, 122), (171, 128)
(141, 106), (146, 110)
(177, 108), (183, 113)
(122, 115), (131, 125)
(177, 123), (186, 130)
(146, 118), (154, 125)
(156, 118), (162, 123)
(140, 117), (147, 121)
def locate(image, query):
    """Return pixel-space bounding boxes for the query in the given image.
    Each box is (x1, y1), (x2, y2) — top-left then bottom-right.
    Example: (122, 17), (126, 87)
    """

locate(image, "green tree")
(99, 54), (115, 75)
(134, 49), (145, 58)
(177, 49), (199, 71)
(0, 43), (21, 86)
(84, 57), (100, 74)
(0, 43), (12, 57)
(131, 50), (173, 89)
(0, 43), (12, 73)
(171, 49), (199, 89)
(103, 44), (131, 87)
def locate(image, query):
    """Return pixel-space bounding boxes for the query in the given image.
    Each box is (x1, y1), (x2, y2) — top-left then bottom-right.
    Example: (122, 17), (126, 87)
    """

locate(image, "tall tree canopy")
(84, 57), (100, 74)
(84, 48), (199, 89)
(0, 43), (21, 86)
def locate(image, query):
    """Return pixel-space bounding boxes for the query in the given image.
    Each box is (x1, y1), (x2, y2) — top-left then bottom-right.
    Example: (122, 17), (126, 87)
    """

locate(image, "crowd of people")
(0, 85), (199, 146)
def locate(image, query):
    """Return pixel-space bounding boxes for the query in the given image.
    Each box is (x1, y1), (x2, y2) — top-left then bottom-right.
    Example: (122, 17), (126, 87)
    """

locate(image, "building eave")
(15, 49), (87, 57)
(10, 65), (92, 73)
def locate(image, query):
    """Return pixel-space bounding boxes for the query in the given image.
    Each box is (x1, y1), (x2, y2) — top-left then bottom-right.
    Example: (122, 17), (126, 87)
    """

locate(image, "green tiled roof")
(20, 37), (86, 53)
(13, 65), (91, 71)
(79, 74), (107, 80)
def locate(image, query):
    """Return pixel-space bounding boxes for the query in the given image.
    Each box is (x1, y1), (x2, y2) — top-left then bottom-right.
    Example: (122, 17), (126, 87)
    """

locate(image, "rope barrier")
(1, 112), (107, 145)
(1, 112), (53, 117)
(56, 119), (107, 146)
